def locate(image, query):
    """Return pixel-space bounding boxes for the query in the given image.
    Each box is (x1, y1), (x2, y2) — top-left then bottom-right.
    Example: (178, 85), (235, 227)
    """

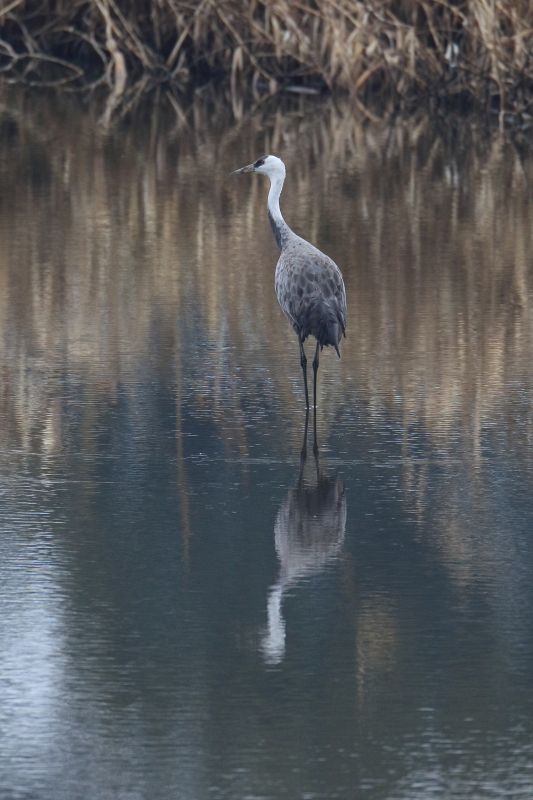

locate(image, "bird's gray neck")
(267, 174), (292, 251)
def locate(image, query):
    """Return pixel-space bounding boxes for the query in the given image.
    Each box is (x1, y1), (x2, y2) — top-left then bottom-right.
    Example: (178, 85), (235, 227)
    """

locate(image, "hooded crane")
(231, 155), (346, 410)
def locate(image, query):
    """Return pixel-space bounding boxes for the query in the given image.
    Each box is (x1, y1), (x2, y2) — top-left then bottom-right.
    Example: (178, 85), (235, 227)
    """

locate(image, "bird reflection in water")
(262, 411), (346, 664)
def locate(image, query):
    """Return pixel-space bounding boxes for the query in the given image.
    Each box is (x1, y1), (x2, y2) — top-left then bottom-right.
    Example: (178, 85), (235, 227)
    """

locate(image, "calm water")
(1, 88), (533, 799)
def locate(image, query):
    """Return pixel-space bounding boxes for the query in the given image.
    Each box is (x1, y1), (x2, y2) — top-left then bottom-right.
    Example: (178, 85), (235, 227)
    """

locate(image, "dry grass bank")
(1, 1), (533, 117)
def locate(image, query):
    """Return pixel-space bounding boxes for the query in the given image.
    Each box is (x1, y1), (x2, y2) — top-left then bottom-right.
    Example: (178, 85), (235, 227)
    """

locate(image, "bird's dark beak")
(230, 163), (255, 175)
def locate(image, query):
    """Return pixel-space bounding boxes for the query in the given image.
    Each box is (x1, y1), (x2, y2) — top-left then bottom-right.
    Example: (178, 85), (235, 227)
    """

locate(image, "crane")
(231, 155), (346, 411)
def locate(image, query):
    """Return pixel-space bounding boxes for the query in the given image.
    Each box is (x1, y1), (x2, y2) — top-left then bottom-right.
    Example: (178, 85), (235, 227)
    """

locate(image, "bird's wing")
(276, 250), (346, 332)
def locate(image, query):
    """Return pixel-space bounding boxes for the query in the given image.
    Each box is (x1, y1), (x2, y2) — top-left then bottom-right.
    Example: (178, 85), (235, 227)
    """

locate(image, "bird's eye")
(254, 158), (265, 168)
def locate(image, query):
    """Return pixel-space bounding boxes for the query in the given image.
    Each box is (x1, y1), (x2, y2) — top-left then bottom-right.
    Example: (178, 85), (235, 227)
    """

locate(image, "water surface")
(1, 89), (533, 799)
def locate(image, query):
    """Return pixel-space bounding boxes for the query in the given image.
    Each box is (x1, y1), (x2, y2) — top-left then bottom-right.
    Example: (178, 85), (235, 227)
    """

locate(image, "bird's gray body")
(231, 154), (346, 410)
(273, 229), (346, 355)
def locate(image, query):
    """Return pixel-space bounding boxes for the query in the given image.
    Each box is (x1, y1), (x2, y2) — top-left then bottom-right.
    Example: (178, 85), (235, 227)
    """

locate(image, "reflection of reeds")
(1, 87), (533, 466)
(2, 2), (533, 115)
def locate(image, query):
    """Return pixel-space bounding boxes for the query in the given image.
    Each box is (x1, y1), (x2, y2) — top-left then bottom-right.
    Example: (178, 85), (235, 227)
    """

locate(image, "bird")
(231, 155), (346, 411)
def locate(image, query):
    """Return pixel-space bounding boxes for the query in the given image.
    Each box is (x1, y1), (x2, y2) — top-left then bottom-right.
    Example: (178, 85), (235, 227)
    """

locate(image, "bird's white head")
(231, 155), (289, 247)
(230, 154), (286, 181)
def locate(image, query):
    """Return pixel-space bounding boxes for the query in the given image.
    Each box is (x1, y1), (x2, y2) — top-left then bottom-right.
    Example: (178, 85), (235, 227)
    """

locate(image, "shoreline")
(0, 1), (532, 122)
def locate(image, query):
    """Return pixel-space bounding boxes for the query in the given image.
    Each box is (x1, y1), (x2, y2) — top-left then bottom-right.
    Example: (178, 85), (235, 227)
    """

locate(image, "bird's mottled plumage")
(231, 154), (346, 409)
(274, 235), (346, 355)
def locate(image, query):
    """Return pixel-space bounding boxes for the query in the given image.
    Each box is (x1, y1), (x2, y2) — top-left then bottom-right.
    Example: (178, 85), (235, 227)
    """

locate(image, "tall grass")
(1, 0), (533, 115)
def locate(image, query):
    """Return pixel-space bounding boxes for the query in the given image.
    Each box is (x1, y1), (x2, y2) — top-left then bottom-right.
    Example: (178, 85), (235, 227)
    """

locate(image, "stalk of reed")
(1, 1), (533, 114)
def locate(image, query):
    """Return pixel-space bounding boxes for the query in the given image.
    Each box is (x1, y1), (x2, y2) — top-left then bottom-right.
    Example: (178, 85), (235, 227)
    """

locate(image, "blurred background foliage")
(1, 1), (533, 120)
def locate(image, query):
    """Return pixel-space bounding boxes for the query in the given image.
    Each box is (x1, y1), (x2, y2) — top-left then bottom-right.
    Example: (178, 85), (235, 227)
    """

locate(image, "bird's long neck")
(267, 174), (292, 251)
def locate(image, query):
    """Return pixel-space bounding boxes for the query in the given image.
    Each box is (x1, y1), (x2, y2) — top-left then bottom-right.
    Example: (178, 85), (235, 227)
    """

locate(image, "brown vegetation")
(1, 1), (533, 116)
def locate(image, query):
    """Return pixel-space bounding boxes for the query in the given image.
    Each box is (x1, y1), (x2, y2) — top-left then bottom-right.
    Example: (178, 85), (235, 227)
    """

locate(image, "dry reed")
(1, 1), (533, 117)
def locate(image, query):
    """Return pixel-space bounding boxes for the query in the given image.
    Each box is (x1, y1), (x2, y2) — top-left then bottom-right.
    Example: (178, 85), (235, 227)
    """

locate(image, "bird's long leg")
(298, 336), (310, 410)
(313, 438), (321, 479)
(312, 341), (320, 410)
(313, 404), (319, 456)
(298, 408), (309, 482)
(312, 342), (320, 455)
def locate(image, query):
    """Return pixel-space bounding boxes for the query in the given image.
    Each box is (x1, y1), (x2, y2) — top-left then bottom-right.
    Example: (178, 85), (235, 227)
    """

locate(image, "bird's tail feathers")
(316, 314), (342, 354)
(297, 296), (345, 354)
